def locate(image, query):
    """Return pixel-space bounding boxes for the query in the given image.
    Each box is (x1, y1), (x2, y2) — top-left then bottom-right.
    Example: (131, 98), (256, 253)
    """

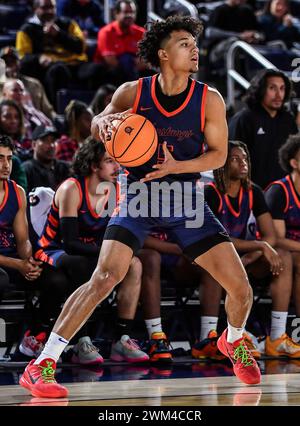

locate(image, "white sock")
(145, 318), (162, 338)
(200, 316), (218, 341)
(227, 321), (244, 343)
(34, 332), (69, 364)
(270, 311), (288, 341)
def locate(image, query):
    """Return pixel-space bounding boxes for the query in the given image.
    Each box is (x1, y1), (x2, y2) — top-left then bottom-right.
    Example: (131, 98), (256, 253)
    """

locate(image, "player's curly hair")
(73, 137), (106, 177)
(214, 140), (252, 194)
(138, 15), (203, 68)
(279, 134), (300, 173)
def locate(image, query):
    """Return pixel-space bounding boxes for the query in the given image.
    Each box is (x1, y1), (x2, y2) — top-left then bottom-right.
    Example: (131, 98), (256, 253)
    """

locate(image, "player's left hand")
(140, 143), (177, 183)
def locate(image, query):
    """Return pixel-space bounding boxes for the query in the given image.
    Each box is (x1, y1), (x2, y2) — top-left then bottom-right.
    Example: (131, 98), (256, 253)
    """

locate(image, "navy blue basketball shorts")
(104, 187), (230, 261)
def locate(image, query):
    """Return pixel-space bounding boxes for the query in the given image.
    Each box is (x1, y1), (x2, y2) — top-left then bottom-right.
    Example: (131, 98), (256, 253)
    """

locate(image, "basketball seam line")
(120, 131), (157, 165)
(113, 117), (148, 159)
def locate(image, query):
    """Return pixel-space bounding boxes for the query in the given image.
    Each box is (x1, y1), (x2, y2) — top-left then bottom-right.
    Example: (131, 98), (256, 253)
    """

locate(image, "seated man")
(34, 138), (148, 364)
(265, 134), (300, 354)
(197, 140), (300, 359)
(0, 135), (42, 302)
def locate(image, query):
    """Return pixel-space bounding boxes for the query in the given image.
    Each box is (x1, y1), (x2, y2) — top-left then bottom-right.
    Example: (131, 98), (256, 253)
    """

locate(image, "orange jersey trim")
(151, 74), (196, 118)
(132, 78), (143, 113)
(11, 180), (22, 209)
(200, 84), (208, 132)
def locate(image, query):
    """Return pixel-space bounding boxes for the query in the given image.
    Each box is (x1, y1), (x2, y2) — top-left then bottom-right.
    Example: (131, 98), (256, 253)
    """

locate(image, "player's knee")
(138, 249), (161, 272)
(89, 267), (122, 297)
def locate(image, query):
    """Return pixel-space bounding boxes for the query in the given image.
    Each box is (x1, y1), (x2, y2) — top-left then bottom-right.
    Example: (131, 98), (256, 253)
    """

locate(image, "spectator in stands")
(2, 79), (53, 144)
(55, 100), (93, 162)
(229, 69), (297, 189)
(206, 0), (263, 71)
(257, 0), (300, 48)
(33, 138), (148, 364)
(57, 0), (105, 38)
(22, 124), (70, 192)
(0, 99), (29, 190)
(89, 84), (116, 116)
(94, 0), (147, 83)
(198, 140), (300, 359)
(16, 0), (101, 103)
(0, 46), (56, 121)
(265, 135), (300, 320)
(0, 135), (42, 304)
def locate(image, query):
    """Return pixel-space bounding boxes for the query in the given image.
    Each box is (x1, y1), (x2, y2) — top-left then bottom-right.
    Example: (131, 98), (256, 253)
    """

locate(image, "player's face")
(262, 76), (285, 111)
(0, 146), (12, 180)
(160, 30), (199, 73)
(98, 152), (120, 183)
(229, 147), (249, 180)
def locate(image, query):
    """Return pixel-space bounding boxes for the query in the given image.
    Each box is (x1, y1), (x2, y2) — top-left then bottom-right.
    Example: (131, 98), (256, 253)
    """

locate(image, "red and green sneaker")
(217, 328), (261, 385)
(19, 358), (68, 398)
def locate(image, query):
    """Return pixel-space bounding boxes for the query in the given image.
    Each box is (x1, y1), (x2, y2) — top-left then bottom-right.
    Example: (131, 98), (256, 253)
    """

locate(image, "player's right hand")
(17, 259), (42, 280)
(91, 112), (129, 143)
(91, 111), (129, 144)
(261, 242), (283, 275)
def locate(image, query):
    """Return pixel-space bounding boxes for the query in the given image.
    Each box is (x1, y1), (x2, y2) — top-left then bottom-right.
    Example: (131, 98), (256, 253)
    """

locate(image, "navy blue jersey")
(206, 182), (255, 239)
(266, 175), (300, 242)
(0, 180), (22, 256)
(127, 74), (207, 183)
(36, 176), (110, 266)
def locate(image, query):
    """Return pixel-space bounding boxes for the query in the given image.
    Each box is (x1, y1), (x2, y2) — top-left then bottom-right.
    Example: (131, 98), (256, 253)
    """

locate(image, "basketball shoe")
(71, 336), (104, 365)
(243, 332), (261, 359)
(217, 328), (261, 385)
(110, 335), (149, 363)
(265, 334), (300, 358)
(143, 332), (173, 363)
(19, 330), (47, 358)
(192, 330), (226, 360)
(19, 358), (68, 398)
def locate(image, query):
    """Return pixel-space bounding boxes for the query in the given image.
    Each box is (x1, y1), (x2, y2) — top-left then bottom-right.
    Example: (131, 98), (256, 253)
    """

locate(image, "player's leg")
(110, 256), (149, 363)
(138, 249), (172, 362)
(19, 239), (133, 398)
(292, 252), (300, 317)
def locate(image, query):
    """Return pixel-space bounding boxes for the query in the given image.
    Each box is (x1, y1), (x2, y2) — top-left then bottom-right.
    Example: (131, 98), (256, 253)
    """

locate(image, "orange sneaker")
(243, 332), (261, 359)
(19, 358), (69, 398)
(192, 330), (226, 360)
(143, 332), (172, 363)
(265, 334), (300, 358)
(217, 328), (261, 385)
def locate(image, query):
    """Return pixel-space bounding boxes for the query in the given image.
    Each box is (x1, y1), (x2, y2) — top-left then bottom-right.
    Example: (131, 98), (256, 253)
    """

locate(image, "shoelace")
(233, 341), (253, 366)
(39, 360), (56, 383)
(125, 338), (141, 351)
(286, 336), (300, 349)
(80, 341), (99, 354)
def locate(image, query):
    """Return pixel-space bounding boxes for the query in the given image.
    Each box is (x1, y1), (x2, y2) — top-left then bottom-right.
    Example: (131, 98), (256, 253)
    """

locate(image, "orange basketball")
(105, 114), (158, 167)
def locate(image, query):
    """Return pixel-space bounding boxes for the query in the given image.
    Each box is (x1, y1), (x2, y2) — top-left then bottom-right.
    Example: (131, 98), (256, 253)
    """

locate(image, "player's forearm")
(0, 255), (22, 271)
(231, 238), (266, 253)
(175, 150), (226, 174)
(276, 237), (300, 252)
(17, 240), (32, 260)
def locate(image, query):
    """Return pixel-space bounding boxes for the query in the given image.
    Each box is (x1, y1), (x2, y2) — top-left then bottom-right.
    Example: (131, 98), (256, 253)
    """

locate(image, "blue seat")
(56, 89), (94, 114)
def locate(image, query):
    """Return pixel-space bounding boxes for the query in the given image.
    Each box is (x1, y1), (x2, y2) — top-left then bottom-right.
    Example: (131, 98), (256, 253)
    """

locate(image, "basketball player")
(0, 135), (42, 298)
(34, 138), (148, 365)
(20, 16), (260, 398)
